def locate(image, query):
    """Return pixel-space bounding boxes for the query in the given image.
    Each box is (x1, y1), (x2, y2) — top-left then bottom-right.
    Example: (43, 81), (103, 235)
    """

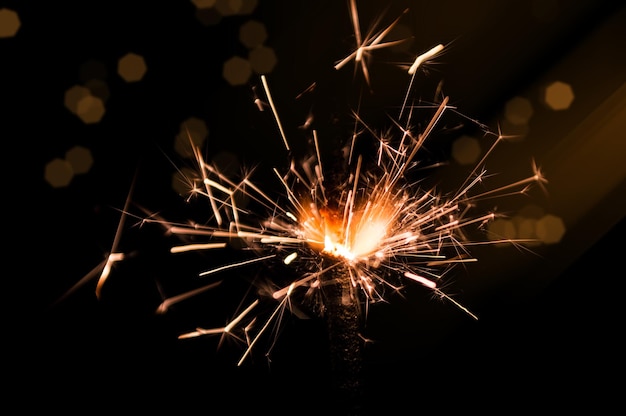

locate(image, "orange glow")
(301, 196), (393, 262)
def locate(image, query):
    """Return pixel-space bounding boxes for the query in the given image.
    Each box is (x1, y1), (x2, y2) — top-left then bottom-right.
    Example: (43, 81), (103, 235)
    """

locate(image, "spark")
(65, 2), (547, 369)
(408, 43), (445, 75)
(198, 255), (276, 278)
(170, 242), (227, 254)
(54, 174), (136, 305)
(335, 0), (410, 86)
(403, 271), (436, 289)
(94, 176), (136, 298)
(155, 280), (223, 314)
(400, 43), (446, 120)
(261, 75), (289, 151)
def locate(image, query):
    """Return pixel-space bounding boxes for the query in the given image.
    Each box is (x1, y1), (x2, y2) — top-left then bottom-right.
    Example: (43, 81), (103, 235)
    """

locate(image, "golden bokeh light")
(451, 135), (481, 165)
(64, 85), (91, 114)
(64, 85), (106, 124)
(239, 20), (267, 48)
(504, 96), (534, 125)
(45, 158), (74, 188)
(223, 56), (252, 85)
(118, 52), (147, 82)
(0, 8), (20, 38)
(535, 213), (566, 244)
(249, 45), (277, 74)
(65, 146), (94, 175)
(544, 80), (575, 110)
(76, 95), (106, 124)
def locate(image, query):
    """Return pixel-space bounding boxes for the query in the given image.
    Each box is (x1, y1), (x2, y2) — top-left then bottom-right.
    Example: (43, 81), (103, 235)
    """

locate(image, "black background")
(6, 1), (624, 413)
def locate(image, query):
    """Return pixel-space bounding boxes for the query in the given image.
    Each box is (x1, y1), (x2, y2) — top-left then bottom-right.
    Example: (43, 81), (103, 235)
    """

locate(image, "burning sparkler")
(64, 1), (547, 412)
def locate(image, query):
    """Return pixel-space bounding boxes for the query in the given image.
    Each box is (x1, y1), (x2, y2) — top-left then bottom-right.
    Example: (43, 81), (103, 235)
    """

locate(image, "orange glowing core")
(302, 205), (391, 262)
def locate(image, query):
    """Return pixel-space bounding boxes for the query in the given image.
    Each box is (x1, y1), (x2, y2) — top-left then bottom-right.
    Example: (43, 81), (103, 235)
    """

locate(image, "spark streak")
(261, 74), (289, 151)
(408, 43), (445, 75)
(170, 242), (226, 254)
(335, 0), (410, 86)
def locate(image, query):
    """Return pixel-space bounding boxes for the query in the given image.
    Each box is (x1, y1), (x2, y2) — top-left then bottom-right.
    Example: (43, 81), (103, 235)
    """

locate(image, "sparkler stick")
(321, 262), (364, 413)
